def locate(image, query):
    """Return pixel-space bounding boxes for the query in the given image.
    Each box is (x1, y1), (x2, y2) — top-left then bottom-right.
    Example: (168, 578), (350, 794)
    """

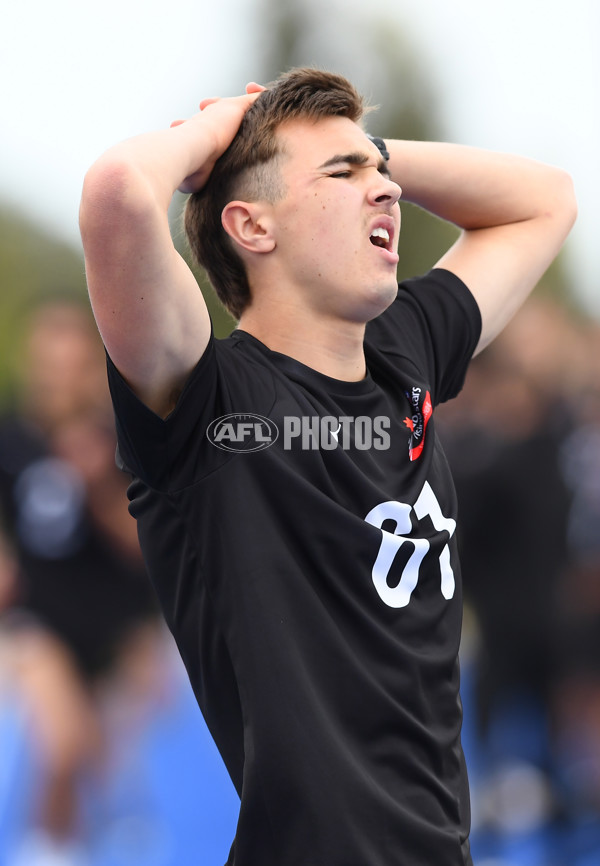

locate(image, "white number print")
(364, 481), (456, 608)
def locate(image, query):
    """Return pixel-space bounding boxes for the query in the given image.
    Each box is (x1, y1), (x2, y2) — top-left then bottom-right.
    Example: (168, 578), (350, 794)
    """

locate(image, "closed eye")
(328, 166), (391, 181)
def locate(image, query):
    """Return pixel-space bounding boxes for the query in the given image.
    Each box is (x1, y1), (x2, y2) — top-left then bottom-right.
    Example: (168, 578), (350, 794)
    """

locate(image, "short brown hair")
(184, 68), (366, 319)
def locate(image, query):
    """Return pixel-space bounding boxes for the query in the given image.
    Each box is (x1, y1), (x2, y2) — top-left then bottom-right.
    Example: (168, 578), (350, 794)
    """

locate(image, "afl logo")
(206, 413), (279, 453)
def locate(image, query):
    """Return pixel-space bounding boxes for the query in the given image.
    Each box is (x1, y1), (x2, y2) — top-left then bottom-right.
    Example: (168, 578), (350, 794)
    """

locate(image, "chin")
(363, 280), (398, 321)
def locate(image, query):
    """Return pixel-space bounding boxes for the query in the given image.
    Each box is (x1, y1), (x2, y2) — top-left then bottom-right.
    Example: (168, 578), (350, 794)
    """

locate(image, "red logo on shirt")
(403, 388), (432, 462)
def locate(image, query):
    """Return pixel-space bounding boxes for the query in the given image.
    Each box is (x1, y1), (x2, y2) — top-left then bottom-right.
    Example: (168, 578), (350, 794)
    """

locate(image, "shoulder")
(366, 269), (482, 405)
(393, 268), (480, 327)
(106, 330), (281, 489)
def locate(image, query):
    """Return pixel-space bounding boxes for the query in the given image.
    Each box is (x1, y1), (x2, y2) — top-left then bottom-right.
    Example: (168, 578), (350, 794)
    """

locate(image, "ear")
(221, 201), (276, 254)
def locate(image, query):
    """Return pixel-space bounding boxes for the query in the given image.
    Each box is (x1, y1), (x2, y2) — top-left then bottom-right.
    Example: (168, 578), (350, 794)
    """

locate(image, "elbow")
(550, 168), (578, 237)
(79, 156), (152, 242)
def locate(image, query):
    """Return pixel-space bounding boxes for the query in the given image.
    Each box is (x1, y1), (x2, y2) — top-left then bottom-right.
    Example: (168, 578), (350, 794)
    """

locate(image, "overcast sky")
(2, 0), (598, 316)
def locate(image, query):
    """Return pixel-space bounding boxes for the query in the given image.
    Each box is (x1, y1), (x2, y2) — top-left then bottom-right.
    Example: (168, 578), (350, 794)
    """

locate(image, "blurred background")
(0, 1), (598, 864)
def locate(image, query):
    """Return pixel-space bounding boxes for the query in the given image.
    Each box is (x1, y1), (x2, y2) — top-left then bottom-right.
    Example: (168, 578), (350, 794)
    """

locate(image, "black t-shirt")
(107, 268), (481, 866)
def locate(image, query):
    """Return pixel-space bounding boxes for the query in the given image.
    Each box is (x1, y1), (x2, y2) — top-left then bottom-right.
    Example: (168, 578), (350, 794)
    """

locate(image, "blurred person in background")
(548, 320), (600, 847)
(0, 301), (161, 866)
(437, 297), (596, 861)
(440, 298), (578, 735)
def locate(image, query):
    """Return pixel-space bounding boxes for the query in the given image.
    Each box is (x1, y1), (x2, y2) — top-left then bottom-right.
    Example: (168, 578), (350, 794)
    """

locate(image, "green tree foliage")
(0, 207), (87, 407)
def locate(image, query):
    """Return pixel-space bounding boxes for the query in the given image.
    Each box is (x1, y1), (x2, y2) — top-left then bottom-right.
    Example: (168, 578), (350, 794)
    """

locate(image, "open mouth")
(367, 218), (399, 266)
(369, 226), (391, 249)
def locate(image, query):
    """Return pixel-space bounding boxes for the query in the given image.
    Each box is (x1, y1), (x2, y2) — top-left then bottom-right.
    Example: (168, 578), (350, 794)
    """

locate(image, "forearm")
(386, 139), (574, 231)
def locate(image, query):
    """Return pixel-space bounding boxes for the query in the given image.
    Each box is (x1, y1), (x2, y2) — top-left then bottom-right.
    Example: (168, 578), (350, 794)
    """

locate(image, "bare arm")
(79, 86), (263, 418)
(386, 140), (577, 354)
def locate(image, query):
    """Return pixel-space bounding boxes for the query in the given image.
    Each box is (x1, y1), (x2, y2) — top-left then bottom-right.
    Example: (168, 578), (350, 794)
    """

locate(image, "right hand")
(172, 82), (266, 194)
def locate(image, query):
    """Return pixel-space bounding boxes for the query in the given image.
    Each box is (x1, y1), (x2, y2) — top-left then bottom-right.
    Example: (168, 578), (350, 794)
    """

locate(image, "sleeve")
(106, 334), (222, 491)
(106, 332), (278, 492)
(366, 268), (482, 406)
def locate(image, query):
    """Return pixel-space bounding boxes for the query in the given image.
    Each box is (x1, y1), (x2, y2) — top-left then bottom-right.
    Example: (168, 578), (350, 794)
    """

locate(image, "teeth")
(370, 227), (390, 242)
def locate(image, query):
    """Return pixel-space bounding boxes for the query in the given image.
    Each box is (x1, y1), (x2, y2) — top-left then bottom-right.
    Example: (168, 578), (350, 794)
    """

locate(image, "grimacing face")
(266, 116), (402, 323)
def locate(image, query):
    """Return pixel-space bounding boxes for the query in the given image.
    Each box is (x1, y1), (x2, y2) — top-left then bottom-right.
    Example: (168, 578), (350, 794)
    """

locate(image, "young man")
(79, 68), (576, 865)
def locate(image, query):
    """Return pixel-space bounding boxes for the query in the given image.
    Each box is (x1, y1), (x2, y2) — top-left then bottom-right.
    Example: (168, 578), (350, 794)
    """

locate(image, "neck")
(238, 302), (367, 382)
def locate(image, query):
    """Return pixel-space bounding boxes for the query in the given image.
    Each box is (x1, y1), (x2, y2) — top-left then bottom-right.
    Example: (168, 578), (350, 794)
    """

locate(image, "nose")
(369, 173), (402, 207)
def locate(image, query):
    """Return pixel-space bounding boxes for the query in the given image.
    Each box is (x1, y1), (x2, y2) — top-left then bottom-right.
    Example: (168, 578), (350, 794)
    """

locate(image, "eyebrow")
(318, 151), (391, 178)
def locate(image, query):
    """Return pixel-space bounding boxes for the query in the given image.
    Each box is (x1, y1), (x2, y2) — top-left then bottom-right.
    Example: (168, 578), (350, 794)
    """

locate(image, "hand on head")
(170, 83), (266, 194)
